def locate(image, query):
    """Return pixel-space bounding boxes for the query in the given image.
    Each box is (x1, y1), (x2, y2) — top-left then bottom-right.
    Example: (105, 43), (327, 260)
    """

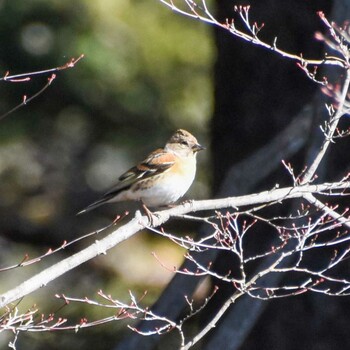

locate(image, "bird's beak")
(193, 143), (205, 152)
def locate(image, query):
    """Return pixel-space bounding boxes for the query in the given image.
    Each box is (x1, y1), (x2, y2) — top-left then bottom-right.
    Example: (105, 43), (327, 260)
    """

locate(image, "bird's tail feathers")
(76, 194), (114, 215)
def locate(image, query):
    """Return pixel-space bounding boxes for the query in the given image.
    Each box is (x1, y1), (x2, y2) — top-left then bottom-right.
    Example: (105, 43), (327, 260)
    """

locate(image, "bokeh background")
(2, 0), (350, 350)
(0, 0), (212, 348)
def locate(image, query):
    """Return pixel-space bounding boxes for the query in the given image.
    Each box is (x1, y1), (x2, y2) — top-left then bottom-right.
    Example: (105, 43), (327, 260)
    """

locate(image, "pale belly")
(111, 170), (196, 207)
(136, 171), (195, 207)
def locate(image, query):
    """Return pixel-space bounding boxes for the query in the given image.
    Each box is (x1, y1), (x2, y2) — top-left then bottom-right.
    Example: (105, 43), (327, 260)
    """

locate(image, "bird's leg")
(141, 201), (159, 226)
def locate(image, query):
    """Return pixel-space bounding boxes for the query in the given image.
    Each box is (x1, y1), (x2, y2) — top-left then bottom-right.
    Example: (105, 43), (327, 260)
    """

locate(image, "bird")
(77, 129), (204, 214)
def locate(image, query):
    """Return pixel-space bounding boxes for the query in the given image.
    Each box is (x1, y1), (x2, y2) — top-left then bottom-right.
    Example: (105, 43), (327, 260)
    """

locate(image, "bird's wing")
(104, 148), (176, 195)
(77, 149), (176, 214)
(78, 148), (175, 214)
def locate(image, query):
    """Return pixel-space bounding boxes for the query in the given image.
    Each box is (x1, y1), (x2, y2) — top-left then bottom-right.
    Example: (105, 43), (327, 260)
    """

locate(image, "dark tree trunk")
(207, 1), (350, 349)
(115, 1), (350, 349)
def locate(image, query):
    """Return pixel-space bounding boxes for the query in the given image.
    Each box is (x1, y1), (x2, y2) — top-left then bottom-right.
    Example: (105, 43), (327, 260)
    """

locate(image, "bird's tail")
(76, 194), (114, 215)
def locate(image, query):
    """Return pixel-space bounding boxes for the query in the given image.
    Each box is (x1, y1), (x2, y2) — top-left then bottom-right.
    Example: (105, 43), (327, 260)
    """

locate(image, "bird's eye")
(180, 141), (188, 146)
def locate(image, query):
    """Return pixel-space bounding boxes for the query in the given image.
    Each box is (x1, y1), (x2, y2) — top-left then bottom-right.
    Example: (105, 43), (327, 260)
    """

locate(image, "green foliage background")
(0, 0), (213, 348)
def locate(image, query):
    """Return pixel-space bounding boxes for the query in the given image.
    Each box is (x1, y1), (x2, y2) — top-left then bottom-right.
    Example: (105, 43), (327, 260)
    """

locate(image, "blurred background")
(0, 0), (212, 348)
(2, 0), (350, 349)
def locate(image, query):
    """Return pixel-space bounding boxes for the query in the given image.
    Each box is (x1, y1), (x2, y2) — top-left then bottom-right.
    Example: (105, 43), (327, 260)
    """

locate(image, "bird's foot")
(142, 203), (161, 226)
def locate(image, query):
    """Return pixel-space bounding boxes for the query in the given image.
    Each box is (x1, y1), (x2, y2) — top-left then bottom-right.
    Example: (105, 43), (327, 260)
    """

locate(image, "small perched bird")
(78, 129), (204, 214)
